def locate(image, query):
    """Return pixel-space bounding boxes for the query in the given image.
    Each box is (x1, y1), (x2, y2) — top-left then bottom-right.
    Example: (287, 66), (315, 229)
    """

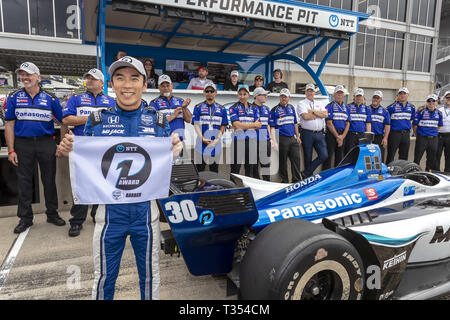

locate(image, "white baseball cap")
(427, 94), (438, 101)
(280, 88), (291, 97)
(83, 68), (105, 82)
(204, 82), (217, 91)
(15, 62), (40, 75)
(334, 85), (345, 94)
(398, 87), (409, 94)
(238, 84), (250, 93)
(305, 83), (316, 91)
(109, 56), (146, 80)
(253, 87), (270, 97)
(373, 90), (383, 98)
(354, 88), (365, 96)
(230, 70), (239, 77)
(443, 90), (450, 98)
(158, 74), (172, 86)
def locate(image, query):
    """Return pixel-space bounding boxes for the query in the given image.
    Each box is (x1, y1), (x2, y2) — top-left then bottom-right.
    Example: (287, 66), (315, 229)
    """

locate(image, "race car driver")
(62, 68), (116, 237)
(57, 56), (183, 300)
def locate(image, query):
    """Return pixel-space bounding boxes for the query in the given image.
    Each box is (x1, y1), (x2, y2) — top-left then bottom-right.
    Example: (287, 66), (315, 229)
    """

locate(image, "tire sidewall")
(276, 237), (364, 300)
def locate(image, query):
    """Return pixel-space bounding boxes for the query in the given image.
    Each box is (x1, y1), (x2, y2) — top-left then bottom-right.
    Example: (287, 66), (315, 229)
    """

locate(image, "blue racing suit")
(84, 102), (170, 300)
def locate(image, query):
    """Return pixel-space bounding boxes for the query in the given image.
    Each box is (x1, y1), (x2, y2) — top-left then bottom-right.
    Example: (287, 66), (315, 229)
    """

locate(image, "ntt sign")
(138, 0), (359, 33)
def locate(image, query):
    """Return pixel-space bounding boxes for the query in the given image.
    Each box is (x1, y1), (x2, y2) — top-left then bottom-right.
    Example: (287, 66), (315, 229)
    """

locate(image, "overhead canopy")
(0, 48), (97, 77)
(96, 0), (370, 95)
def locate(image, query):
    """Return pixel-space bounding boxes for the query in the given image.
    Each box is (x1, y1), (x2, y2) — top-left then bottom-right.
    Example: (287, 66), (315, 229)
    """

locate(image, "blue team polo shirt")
(370, 105), (391, 136)
(192, 101), (228, 156)
(269, 104), (298, 137)
(63, 91), (116, 136)
(348, 103), (372, 133)
(387, 102), (416, 131)
(326, 101), (349, 131)
(4, 88), (63, 137)
(413, 108), (443, 137)
(149, 95), (185, 140)
(253, 103), (271, 141)
(229, 102), (259, 140)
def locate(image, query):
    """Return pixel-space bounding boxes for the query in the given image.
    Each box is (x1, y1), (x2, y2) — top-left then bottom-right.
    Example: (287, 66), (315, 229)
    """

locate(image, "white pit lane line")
(0, 228), (30, 291)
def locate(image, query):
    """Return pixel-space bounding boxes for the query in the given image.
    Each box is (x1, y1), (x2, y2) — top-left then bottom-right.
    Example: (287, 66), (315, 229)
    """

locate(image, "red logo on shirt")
(363, 188), (378, 201)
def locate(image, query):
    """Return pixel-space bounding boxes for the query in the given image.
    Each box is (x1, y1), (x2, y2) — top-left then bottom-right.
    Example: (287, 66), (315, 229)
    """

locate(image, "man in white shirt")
(436, 90), (450, 172)
(296, 83), (328, 178)
(187, 66), (213, 90)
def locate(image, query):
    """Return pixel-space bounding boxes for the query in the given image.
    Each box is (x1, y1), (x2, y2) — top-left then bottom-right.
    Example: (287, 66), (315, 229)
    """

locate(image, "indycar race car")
(158, 133), (450, 300)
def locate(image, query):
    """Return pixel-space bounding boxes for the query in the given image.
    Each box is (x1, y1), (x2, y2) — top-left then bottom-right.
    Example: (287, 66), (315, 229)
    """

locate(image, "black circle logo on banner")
(101, 143), (151, 190)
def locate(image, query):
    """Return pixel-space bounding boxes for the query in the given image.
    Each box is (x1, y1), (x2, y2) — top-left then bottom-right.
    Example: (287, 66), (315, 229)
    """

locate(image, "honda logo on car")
(285, 174), (321, 193)
(266, 192), (363, 222)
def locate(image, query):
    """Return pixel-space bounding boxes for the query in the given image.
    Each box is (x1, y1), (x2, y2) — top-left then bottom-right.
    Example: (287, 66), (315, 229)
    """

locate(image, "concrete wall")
(284, 70), (435, 107)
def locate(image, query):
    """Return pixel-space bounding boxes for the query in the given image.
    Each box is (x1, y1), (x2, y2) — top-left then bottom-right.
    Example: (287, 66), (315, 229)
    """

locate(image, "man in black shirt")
(224, 70), (242, 91)
(249, 75), (265, 92)
(266, 69), (289, 93)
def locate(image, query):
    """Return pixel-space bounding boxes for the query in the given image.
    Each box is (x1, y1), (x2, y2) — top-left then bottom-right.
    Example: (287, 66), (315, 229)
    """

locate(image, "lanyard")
(444, 107), (450, 118)
(334, 101), (345, 113)
(208, 103), (214, 131)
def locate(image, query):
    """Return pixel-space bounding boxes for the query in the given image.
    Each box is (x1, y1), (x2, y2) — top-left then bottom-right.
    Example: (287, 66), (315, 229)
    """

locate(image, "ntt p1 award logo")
(69, 136), (173, 204)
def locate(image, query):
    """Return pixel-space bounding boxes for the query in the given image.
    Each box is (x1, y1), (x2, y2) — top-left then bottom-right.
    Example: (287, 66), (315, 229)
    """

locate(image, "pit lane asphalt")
(0, 211), (237, 300)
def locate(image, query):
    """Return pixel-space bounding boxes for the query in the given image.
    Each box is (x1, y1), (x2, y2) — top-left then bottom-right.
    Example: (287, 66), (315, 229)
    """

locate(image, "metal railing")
(437, 37), (450, 60)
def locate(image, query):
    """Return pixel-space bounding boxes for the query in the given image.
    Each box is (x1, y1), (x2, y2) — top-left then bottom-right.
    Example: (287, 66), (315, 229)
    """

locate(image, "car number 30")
(164, 200), (198, 224)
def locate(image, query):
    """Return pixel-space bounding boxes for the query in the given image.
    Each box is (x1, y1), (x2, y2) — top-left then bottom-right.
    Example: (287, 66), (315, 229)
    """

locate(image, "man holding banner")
(58, 56), (182, 300)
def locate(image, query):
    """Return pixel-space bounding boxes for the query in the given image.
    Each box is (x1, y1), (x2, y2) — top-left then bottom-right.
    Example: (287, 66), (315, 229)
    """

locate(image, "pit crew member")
(322, 85), (350, 170)
(413, 94), (443, 171)
(386, 88), (416, 164)
(4, 62), (66, 234)
(62, 68), (115, 237)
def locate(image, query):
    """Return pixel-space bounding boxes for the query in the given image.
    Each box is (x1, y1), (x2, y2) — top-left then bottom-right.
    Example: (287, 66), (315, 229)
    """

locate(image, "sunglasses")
(427, 99), (436, 103)
(205, 90), (216, 93)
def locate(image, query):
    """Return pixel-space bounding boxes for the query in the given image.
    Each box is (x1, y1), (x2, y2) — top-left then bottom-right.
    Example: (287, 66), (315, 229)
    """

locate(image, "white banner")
(69, 136), (173, 204)
(137, 0), (359, 32)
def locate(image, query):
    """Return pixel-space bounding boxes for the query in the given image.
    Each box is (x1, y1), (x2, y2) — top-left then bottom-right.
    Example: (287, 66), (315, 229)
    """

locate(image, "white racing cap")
(253, 87), (270, 97)
(230, 70), (239, 77)
(334, 85), (345, 94)
(354, 88), (365, 96)
(158, 74), (172, 86)
(398, 87), (409, 94)
(109, 56), (147, 81)
(373, 90), (383, 98)
(427, 94), (438, 101)
(15, 62), (40, 75)
(443, 90), (450, 98)
(238, 84), (250, 93)
(305, 83), (316, 91)
(280, 88), (291, 97)
(204, 82), (217, 91)
(83, 68), (105, 82)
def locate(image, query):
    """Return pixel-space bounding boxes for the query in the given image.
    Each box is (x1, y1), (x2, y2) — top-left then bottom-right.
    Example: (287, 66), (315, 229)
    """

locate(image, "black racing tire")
(401, 162), (421, 173)
(388, 160), (409, 167)
(388, 160), (421, 175)
(240, 219), (364, 300)
(198, 171), (236, 189)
